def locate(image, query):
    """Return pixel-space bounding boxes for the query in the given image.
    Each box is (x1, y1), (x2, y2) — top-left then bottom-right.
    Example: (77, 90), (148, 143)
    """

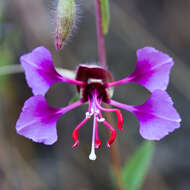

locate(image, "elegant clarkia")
(16, 46), (181, 160)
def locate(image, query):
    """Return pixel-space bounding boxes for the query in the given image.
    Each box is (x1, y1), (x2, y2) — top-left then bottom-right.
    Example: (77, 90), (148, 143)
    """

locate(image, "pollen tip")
(107, 130), (117, 148)
(95, 140), (101, 149)
(106, 143), (111, 148)
(115, 110), (124, 131)
(72, 140), (79, 148)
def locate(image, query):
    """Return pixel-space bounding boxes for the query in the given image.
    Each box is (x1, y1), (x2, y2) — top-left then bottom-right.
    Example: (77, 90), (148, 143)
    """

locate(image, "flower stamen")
(94, 94), (124, 131)
(102, 120), (117, 148)
(85, 112), (93, 118)
(95, 118), (101, 149)
(72, 117), (89, 148)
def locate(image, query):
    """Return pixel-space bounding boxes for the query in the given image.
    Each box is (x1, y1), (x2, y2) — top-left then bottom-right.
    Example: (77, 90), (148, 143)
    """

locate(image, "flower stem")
(94, 1), (124, 189)
(105, 107), (125, 190)
(94, 0), (107, 68)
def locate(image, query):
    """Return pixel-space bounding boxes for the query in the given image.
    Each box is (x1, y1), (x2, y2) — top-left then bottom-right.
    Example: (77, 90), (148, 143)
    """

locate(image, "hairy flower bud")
(55, 0), (76, 50)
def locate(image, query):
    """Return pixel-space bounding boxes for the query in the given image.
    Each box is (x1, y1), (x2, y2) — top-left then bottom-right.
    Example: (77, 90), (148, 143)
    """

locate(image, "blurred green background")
(0, 0), (188, 189)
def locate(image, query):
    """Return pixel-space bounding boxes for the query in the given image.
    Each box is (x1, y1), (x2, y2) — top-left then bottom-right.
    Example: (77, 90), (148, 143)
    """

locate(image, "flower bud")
(55, 0), (76, 50)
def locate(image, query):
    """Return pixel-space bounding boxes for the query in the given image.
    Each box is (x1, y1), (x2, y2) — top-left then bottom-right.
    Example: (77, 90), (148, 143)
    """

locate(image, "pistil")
(89, 95), (99, 160)
(89, 111), (98, 160)
(72, 117), (90, 148)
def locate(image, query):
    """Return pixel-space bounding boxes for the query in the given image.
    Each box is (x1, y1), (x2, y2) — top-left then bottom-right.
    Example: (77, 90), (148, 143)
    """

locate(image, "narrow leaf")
(122, 141), (155, 190)
(100, 0), (110, 35)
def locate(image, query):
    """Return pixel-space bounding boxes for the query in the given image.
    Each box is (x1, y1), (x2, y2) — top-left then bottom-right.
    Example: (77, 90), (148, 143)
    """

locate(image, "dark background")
(0, 0), (189, 189)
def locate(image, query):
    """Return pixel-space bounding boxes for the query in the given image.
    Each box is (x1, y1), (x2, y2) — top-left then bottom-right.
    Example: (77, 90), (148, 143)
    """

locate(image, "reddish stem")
(105, 106), (125, 190)
(94, 0), (107, 68)
(94, 1), (124, 190)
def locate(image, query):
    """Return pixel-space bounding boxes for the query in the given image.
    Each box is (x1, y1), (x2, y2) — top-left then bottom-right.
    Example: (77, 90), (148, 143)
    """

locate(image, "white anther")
(97, 117), (105, 122)
(86, 112), (93, 118)
(88, 78), (103, 85)
(95, 110), (100, 114)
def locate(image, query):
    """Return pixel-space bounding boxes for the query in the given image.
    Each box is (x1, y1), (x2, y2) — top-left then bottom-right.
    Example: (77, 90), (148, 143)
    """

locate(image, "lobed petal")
(129, 47), (174, 92)
(107, 47), (174, 92)
(109, 90), (181, 140)
(20, 46), (85, 96)
(133, 90), (181, 140)
(16, 95), (84, 145)
(16, 95), (63, 145)
(20, 46), (63, 95)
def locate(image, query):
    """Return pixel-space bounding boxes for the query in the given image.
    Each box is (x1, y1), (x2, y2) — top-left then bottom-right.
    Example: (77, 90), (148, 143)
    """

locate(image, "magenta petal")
(16, 95), (63, 145)
(107, 47), (174, 91)
(16, 95), (84, 145)
(20, 46), (63, 95)
(109, 90), (181, 140)
(129, 47), (174, 92)
(133, 90), (181, 140)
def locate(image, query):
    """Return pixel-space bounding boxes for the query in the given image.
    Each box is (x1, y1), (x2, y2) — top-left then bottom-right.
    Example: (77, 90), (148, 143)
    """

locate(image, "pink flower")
(16, 46), (181, 160)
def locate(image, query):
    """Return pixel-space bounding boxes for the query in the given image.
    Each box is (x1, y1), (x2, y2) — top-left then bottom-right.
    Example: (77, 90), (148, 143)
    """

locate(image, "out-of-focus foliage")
(69, 94), (80, 104)
(0, 1), (11, 91)
(122, 141), (155, 190)
(0, 31), (20, 93)
(0, 48), (13, 88)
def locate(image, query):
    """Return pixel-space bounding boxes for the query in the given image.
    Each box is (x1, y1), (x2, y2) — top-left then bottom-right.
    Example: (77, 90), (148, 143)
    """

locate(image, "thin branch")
(93, 1), (124, 189)
(0, 65), (24, 75)
(104, 107), (125, 190)
(94, 0), (107, 68)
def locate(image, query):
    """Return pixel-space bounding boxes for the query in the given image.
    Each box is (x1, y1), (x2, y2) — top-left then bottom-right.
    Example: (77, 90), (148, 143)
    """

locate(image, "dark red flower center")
(75, 64), (113, 102)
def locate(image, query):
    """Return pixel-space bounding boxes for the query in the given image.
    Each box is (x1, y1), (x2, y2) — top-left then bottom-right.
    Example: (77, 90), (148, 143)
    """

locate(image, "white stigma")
(89, 101), (97, 161)
(89, 149), (96, 161)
